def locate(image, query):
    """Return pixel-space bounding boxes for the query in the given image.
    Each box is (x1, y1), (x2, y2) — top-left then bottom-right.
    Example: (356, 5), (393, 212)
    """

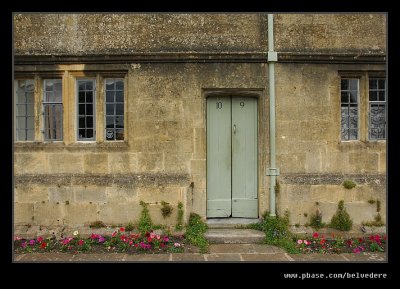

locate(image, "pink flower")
(98, 236), (105, 243)
(112, 231), (117, 237)
(62, 237), (73, 245)
(150, 232), (156, 239)
(303, 240), (309, 245)
(313, 232), (319, 238)
(297, 239), (303, 245)
(37, 236), (43, 243)
(129, 241), (133, 246)
(174, 243), (181, 247)
(14, 236), (22, 241)
(29, 239), (35, 246)
(156, 235), (161, 240)
(353, 248), (360, 254)
(162, 236), (169, 242)
(21, 241), (27, 249)
(78, 239), (84, 246)
(147, 237), (152, 243)
(90, 234), (99, 239)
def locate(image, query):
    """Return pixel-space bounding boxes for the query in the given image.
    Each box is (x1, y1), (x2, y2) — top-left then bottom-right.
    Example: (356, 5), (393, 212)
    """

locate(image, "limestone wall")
(13, 13), (386, 228)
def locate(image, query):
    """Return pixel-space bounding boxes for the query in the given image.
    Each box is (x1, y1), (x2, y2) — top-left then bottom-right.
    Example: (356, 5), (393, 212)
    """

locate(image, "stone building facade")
(13, 13), (386, 228)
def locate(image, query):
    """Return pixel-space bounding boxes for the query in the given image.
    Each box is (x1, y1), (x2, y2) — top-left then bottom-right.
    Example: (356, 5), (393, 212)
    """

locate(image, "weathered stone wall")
(275, 63), (386, 224)
(14, 13), (386, 228)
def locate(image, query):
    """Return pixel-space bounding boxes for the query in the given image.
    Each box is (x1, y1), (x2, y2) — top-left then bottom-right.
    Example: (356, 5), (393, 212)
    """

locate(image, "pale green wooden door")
(207, 96), (258, 218)
(232, 97), (258, 217)
(207, 96), (232, 217)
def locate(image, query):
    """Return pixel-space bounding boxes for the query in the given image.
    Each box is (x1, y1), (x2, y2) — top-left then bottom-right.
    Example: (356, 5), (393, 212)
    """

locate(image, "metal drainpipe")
(267, 14), (279, 217)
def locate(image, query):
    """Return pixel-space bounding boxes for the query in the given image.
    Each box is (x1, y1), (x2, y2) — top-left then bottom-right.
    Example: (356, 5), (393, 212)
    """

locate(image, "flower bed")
(295, 232), (386, 254)
(14, 227), (187, 254)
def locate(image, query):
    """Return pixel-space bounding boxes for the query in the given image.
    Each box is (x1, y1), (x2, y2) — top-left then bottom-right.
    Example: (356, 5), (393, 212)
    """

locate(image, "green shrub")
(125, 222), (135, 232)
(343, 179), (356, 189)
(160, 201), (173, 218)
(89, 221), (106, 228)
(138, 201), (153, 234)
(249, 210), (300, 253)
(184, 213), (208, 253)
(376, 199), (381, 212)
(309, 209), (325, 229)
(330, 200), (353, 231)
(175, 202), (184, 231)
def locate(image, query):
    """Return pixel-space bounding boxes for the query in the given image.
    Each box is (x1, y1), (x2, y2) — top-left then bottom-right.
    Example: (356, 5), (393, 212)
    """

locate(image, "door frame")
(203, 89), (267, 219)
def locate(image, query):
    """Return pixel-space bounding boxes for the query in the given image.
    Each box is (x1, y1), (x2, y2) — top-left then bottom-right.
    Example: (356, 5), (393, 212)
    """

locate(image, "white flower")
(73, 231), (79, 236)
(174, 242), (181, 247)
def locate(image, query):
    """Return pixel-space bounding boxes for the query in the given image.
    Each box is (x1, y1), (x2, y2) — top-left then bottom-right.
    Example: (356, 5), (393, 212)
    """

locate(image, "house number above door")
(240, 101), (245, 107)
(216, 102), (223, 109)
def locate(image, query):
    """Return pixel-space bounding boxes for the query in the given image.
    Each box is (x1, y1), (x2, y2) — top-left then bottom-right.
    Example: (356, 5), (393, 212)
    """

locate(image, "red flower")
(37, 236), (43, 243)
(40, 242), (47, 249)
(319, 238), (326, 245)
(134, 244), (138, 247)
(331, 234), (335, 239)
(119, 227), (125, 232)
(90, 234), (99, 239)
(383, 235), (387, 241)
(78, 239), (84, 246)
(358, 238), (363, 243)
(313, 232), (319, 238)
(112, 231), (117, 237)
(147, 237), (152, 243)
(145, 232), (150, 237)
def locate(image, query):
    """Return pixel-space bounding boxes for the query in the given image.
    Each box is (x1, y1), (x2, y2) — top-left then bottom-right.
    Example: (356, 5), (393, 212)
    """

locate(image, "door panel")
(232, 97), (258, 217)
(207, 96), (232, 217)
(207, 96), (258, 218)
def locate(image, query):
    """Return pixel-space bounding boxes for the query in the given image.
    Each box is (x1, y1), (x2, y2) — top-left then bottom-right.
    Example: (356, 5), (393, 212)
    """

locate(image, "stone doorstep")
(206, 218), (261, 229)
(205, 229), (265, 244)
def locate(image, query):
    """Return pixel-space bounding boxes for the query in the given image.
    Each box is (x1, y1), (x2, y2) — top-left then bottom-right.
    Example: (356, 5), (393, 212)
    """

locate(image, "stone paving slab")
(206, 253), (242, 262)
(16, 252), (75, 262)
(341, 252), (386, 262)
(241, 253), (290, 262)
(73, 253), (125, 262)
(209, 244), (283, 254)
(124, 254), (171, 262)
(171, 253), (205, 262)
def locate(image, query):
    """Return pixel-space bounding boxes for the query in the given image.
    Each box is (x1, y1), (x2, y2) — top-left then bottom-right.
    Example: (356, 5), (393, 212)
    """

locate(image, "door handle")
(233, 124), (236, 134)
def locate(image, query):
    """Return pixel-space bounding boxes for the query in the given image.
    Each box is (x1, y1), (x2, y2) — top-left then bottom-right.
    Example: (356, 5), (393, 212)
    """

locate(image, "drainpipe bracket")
(266, 168), (280, 176)
(267, 51), (278, 62)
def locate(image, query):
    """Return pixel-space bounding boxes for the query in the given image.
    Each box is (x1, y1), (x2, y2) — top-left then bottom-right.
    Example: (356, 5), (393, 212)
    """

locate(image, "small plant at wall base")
(249, 210), (299, 254)
(343, 179), (356, 190)
(308, 208), (325, 229)
(138, 201), (153, 234)
(330, 200), (353, 231)
(89, 221), (106, 228)
(184, 213), (208, 253)
(362, 199), (384, 227)
(160, 201), (173, 219)
(175, 202), (184, 231)
(125, 222), (135, 232)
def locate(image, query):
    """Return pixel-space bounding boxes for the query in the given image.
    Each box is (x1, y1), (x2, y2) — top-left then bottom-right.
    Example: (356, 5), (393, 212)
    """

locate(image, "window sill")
(14, 141), (129, 151)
